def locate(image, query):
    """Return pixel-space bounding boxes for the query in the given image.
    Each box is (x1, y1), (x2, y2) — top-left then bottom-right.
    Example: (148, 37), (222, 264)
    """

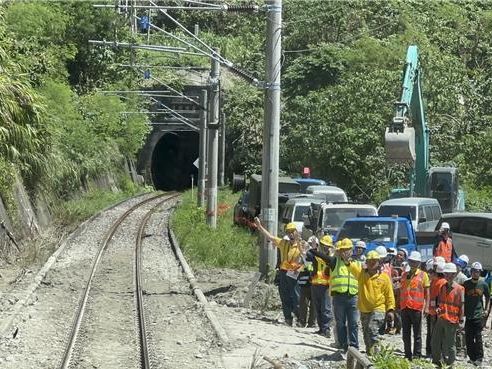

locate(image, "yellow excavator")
(385, 45), (465, 213)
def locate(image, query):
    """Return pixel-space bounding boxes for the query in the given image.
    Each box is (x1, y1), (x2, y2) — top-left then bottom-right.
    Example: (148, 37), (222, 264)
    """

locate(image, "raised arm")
(254, 217), (277, 243)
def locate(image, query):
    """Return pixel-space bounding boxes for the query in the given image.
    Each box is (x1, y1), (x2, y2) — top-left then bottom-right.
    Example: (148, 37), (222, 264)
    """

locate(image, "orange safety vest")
(400, 269), (426, 311)
(429, 277), (447, 316)
(438, 282), (464, 324)
(435, 238), (453, 263)
(311, 256), (330, 286)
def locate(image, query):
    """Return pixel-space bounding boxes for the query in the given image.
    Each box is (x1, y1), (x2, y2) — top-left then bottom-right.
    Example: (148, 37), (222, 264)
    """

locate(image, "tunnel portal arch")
(151, 131), (199, 191)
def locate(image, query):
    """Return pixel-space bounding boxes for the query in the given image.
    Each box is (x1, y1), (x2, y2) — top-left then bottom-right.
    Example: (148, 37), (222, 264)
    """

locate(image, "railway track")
(59, 192), (179, 369)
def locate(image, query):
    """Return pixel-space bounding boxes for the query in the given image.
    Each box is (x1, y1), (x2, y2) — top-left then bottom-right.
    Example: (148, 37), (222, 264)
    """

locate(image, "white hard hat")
(397, 248), (408, 259)
(436, 262), (446, 273)
(443, 262), (457, 273)
(425, 259), (434, 271)
(459, 254), (469, 264)
(355, 240), (367, 249)
(375, 245), (387, 258)
(471, 262), (483, 271)
(308, 236), (319, 245)
(434, 256), (445, 265)
(408, 251), (422, 262)
(440, 222), (450, 230)
(387, 247), (397, 256)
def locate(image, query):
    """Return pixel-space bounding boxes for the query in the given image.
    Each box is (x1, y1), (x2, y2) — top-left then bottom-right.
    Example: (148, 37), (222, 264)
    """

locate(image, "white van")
(305, 185), (348, 202)
(302, 202), (378, 240)
(378, 197), (442, 231)
(279, 197), (322, 234)
(436, 213), (492, 269)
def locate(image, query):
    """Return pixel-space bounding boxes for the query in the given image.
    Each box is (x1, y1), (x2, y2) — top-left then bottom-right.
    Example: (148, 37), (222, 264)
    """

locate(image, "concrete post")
(206, 50), (220, 228)
(218, 112), (226, 187)
(198, 89), (208, 208)
(259, 0), (281, 276)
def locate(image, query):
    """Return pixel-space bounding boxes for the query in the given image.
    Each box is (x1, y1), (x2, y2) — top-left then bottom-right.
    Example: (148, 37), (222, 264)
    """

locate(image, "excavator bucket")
(385, 127), (416, 162)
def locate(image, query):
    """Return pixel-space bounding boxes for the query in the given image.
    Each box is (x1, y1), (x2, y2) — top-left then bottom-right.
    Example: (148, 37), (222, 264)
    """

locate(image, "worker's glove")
(386, 311), (394, 321)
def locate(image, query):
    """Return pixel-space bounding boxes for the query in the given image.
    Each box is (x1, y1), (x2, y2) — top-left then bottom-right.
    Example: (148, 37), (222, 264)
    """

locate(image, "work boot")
(285, 319), (293, 327)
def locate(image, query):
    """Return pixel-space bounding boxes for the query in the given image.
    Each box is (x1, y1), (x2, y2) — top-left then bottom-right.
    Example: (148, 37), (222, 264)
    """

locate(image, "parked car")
(378, 197), (442, 231)
(335, 216), (435, 258)
(247, 174), (301, 220)
(436, 213), (492, 269)
(279, 197), (316, 233)
(306, 185), (348, 202)
(293, 178), (327, 193)
(301, 202), (378, 240)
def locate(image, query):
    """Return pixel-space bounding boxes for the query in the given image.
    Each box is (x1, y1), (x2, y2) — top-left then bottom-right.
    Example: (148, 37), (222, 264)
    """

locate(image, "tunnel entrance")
(151, 131), (199, 191)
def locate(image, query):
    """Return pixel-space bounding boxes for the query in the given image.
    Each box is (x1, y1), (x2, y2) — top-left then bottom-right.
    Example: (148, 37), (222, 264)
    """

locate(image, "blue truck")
(335, 216), (436, 260)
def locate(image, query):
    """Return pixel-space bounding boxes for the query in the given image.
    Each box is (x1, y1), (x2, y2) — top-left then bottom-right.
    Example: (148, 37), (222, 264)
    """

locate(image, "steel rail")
(134, 194), (180, 369)
(58, 192), (174, 369)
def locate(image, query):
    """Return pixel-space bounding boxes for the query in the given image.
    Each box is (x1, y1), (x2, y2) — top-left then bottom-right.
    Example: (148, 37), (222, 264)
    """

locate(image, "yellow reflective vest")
(330, 257), (358, 295)
(311, 256), (330, 286)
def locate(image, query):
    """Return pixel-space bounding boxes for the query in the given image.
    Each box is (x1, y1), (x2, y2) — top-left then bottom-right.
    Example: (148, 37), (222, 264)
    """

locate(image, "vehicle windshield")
(322, 208), (376, 229)
(338, 221), (396, 242)
(293, 205), (310, 221)
(378, 205), (416, 220)
(313, 193), (347, 202)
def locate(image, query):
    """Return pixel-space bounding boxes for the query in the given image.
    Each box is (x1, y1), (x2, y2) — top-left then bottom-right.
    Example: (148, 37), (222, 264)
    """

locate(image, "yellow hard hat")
(366, 250), (380, 260)
(335, 238), (353, 250)
(285, 223), (297, 232)
(320, 235), (333, 246)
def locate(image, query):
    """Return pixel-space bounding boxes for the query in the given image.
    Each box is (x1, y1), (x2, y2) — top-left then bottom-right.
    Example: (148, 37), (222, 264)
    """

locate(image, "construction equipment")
(385, 45), (465, 213)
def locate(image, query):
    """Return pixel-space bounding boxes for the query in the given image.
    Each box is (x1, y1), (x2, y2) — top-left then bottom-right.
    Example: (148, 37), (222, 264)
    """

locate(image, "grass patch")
(53, 187), (149, 227)
(171, 188), (258, 269)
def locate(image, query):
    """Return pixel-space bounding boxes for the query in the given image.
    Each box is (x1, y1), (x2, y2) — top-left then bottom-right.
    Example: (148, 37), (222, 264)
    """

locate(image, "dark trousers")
(401, 308), (422, 360)
(465, 318), (484, 362)
(426, 314), (437, 357)
(298, 284), (316, 326)
(278, 270), (299, 322)
(311, 284), (332, 333)
(425, 315), (437, 357)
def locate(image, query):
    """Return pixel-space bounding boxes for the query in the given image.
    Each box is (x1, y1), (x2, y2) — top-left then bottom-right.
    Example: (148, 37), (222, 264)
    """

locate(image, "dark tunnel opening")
(151, 132), (199, 191)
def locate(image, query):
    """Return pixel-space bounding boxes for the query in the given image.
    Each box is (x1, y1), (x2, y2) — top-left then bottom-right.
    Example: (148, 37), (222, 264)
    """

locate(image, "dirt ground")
(1, 218), (491, 369)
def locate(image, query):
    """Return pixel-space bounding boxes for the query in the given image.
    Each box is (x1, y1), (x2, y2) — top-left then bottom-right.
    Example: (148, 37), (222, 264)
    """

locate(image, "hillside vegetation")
(0, 0), (491, 214)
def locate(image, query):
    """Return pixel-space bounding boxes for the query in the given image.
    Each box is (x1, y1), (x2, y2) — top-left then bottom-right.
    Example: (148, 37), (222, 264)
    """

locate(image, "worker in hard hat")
(341, 250), (395, 354)
(454, 254), (469, 285)
(375, 245), (393, 278)
(389, 248), (408, 335)
(354, 240), (366, 262)
(453, 254), (469, 356)
(431, 262), (465, 367)
(254, 217), (304, 326)
(310, 237), (359, 350)
(433, 222), (456, 263)
(463, 261), (490, 366)
(297, 236), (318, 328)
(306, 235), (334, 337)
(400, 251), (430, 360)
(426, 258), (446, 358)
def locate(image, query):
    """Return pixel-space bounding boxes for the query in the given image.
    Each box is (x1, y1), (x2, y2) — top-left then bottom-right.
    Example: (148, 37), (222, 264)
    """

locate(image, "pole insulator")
(225, 4), (260, 13)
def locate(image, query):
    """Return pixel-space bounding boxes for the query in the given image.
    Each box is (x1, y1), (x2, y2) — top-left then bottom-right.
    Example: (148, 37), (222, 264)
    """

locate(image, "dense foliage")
(0, 2), (150, 207)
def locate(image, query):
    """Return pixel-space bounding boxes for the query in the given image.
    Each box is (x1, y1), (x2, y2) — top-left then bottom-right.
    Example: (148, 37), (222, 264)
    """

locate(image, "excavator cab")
(428, 167), (464, 213)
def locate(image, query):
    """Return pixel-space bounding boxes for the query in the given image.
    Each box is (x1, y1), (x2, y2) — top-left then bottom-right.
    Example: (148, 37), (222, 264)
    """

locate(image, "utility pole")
(198, 89), (208, 208)
(206, 49), (220, 228)
(218, 112), (226, 187)
(259, 0), (282, 276)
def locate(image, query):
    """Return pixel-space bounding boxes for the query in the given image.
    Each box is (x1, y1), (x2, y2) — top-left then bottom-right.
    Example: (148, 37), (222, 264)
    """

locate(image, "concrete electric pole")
(259, 0), (282, 276)
(218, 112), (226, 187)
(206, 50), (220, 228)
(198, 89), (208, 208)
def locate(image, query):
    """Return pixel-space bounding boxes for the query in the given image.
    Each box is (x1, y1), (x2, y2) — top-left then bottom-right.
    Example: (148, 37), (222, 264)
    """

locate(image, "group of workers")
(254, 217), (491, 367)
